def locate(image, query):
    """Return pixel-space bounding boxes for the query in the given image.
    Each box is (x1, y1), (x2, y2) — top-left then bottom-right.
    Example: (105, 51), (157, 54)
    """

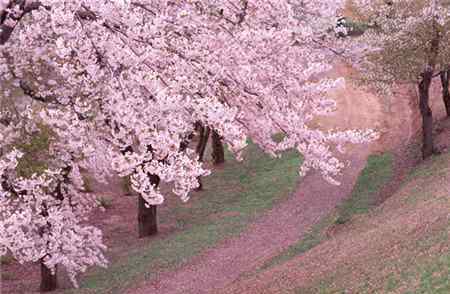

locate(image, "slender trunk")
(40, 261), (57, 292)
(195, 123), (210, 191)
(419, 72), (434, 159)
(138, 174), (159, 238)
(39, 167), (69, 292)
(195, 124), (210, 161)
(120, 146), (134, 196)
(211, 130), (225, 165)
(418, 21), (440, 159)
(440, 70), (450, 116)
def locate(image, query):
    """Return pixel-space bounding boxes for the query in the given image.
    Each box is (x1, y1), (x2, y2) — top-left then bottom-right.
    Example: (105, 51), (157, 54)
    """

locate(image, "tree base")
(137, 196), (158, 238)
(40, 262), (57, 292)
(211, 130), (225, 165)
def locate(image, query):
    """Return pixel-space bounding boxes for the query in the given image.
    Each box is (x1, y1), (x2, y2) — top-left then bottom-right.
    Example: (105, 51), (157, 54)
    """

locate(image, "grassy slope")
(295, 152), (450, 294)
(234, 151), (449, 294)
(67, 143), (301, 294)
(256, 153), (394, 272)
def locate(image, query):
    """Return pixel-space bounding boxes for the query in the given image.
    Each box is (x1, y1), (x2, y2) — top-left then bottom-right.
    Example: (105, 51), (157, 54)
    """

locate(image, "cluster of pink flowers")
(0, 0), (376, 288)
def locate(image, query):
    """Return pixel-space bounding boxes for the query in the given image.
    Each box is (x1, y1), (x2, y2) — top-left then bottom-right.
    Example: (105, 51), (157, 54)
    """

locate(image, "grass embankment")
(258, 153), (394, 271)
(292, 152), (450, 294)
(69, 143), (301, 294)
(233, 151), (449, 294)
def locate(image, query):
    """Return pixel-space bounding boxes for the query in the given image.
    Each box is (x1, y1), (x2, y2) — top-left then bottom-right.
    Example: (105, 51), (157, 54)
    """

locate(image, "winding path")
(127, 63), (417, 294)
(128, 146), (371, 294)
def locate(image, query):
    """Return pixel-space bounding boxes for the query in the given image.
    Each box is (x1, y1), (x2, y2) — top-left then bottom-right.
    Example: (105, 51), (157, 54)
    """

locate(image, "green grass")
(81, 172), (95, 193)
(294, 281), (337, 294)
(97, 196), (114, 210)
(414, 253), (450, 294)
(67, 142), (301, 294)
(14, 124), (53, 178)
(120, 175), (133, 195)
(257, 215), (332, 272)
(403, 152), (450, 206)
(344, 19), (371, 36)
(334, 153), (393, 224)
(0, 254), (15, 265)
(385, 275), (400, 292)
(335, 17), (371, 38)
(290, 152), (450, 294)
(254, 153), (394, 273)
(407, 152), (450, 180)
(297, 226), (450, 294)
(392, 227), (450, 294)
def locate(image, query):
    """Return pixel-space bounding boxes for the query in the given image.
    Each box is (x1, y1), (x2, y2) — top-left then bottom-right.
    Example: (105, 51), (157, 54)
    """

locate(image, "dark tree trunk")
(195, 123), (210, 191)
(40, 261), (57, 292)
(195, 124), (210, 161)
(138, 174), (160, 238)
(211, 130), (225, 165)
(419, 72), (435, 159)
(120, 146), (134, 196)
(179, 132), (194, 152)
(120, 145), (159, 237)
(440, 70), (450, 116)
(418, 23), (440, 159)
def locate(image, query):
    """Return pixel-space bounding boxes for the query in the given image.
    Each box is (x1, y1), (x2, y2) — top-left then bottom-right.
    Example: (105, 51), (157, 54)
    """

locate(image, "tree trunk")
(440, 70), (450, 116)
(195, 123), (210, 191)
(419, 72), (435, 159)
(40, 261), (57, 292)
(39, 166), (69, 293)
(211, 130), (225, 165)
(195, 124), (210, 161)
(137, 174), (159, 238)
(179, 132), (194, 152)
(418, 22), (440, 159)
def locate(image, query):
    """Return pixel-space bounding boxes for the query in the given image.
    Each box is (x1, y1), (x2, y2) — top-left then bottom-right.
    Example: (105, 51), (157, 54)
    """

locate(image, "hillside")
(220, 127), (450, 294)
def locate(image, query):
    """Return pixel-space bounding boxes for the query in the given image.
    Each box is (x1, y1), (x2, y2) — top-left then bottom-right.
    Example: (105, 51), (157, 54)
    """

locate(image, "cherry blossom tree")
(347, 0), (450, 159)
(1, 0), (377, 291)
(0, 106), (108, 291)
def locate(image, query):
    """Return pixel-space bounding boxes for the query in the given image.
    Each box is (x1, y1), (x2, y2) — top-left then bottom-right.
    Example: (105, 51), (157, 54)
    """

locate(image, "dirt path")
(219, 174), (450, 294)
(219, 119), (450, 294)
(127, 146), (370, 294)
(127, 63), (418, 294)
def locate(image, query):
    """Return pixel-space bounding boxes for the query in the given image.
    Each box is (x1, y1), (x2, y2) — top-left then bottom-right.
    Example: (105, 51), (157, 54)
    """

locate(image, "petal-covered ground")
(3, 63), (443, 294)
(126, 63), (424, 294)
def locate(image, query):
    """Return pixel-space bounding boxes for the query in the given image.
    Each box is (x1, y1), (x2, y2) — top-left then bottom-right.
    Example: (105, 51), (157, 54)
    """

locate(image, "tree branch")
(0, 1), (46, 45)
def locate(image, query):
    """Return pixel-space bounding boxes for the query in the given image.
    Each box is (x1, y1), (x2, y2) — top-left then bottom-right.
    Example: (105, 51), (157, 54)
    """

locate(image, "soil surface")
(220, 173), (450, 294)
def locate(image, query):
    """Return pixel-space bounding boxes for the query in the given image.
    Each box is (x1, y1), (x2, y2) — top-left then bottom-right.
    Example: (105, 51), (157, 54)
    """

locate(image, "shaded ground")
(1, 143), (301, 294)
